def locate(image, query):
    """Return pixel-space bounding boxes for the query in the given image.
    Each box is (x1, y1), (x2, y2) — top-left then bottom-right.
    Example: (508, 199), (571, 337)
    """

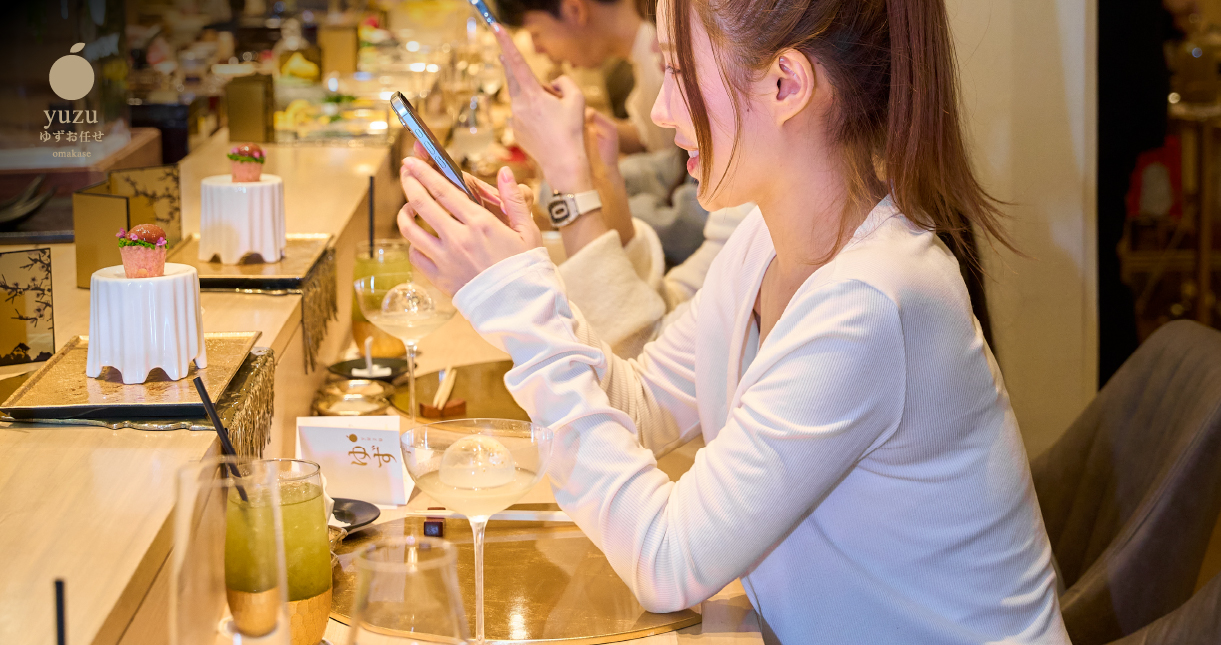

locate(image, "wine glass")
(354, 273), (456, 423)
(345, 536), (469, 644)
(449, 93), (495, 165)
(400, 419), (553, 644)
(353, 240), (413, 359)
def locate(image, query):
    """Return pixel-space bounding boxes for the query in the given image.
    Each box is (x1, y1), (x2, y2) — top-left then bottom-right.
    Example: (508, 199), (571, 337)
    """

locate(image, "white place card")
(295, 415), (409, 506)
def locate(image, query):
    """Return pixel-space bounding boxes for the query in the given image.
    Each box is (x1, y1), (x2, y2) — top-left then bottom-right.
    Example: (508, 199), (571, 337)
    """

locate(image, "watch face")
(549, 200), (571, 223)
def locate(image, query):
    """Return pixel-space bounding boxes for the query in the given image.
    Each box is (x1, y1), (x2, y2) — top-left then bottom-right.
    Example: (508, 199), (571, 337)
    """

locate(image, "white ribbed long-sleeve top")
(453, 199), (1069, 644)
(558, 204), (754, 357)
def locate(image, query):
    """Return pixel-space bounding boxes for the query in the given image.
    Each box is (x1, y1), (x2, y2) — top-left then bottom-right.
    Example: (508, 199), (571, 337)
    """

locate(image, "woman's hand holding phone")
(398, 147), (542, 296)
(490, 24), (594, 195)
(405, 141), (535, 223)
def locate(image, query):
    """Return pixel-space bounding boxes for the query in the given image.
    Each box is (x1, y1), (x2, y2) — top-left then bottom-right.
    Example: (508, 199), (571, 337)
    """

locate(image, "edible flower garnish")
(227, 144), (267, 164)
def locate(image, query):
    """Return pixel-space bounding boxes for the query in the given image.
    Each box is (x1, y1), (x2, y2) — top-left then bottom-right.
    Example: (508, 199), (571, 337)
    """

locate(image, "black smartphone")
(469, 0), (498, 26)
(389, 91), (482, 204)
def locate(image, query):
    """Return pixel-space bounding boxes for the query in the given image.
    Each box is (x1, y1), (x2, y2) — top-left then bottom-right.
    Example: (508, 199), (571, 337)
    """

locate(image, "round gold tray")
(330, 517), (701, 643)
(395, 360), (531, 422)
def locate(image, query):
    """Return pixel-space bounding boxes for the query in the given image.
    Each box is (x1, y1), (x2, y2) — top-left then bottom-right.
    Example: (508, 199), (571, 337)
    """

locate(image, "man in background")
(498, 0), (672, 154)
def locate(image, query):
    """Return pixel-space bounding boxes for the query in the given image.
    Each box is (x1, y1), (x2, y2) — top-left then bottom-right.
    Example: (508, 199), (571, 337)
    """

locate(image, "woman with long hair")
(396, 0), (1069, 641)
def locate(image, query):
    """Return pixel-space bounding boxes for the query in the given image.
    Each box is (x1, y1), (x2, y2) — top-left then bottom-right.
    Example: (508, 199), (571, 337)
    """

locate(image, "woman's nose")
(651, 77), (675, 129)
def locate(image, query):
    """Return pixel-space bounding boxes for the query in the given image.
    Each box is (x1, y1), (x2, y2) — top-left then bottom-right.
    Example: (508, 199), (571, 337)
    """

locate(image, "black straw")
(193, 376), (248, 502)
(55, 579), (65, 645)
(368, 176), (375, 254)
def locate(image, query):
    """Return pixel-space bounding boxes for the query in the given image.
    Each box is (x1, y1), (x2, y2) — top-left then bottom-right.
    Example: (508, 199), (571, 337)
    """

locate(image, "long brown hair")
(663, 0), (1016, 267)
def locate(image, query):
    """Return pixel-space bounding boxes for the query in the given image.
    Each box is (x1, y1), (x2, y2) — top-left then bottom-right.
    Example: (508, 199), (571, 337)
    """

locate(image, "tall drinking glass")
(353, 240), (413, 358)
(354, 274), (456, 423)
(345, 537), (469, 645)
(400, 419), (553, 644)
(261, 459), (333, 645)
(172, 457), (290, 645)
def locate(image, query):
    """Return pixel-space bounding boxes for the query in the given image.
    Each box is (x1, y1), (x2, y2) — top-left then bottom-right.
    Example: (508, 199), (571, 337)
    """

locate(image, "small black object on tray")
(332, 498), (380, 532)
(328, 357), (412, 382)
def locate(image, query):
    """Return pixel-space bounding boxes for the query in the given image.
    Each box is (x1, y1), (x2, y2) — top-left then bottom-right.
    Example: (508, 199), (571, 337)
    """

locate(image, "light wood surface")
(0, 426), (216, 644)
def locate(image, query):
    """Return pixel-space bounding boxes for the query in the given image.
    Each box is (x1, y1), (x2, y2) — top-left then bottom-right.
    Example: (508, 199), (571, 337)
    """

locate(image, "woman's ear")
(559, 0), (590, 27)
(765, 49), (817, 126)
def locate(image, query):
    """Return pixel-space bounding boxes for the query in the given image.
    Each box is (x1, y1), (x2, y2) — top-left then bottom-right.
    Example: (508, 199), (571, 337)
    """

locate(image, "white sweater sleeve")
(466, 248), (702, 457)
(557, 221), (667, 358)
(559, 205), (753, 357)
(454, 249), (907, 612)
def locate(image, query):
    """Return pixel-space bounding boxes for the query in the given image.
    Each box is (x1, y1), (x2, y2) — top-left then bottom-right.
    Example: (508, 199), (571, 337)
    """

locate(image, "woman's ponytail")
(885, 0), (1015, 267)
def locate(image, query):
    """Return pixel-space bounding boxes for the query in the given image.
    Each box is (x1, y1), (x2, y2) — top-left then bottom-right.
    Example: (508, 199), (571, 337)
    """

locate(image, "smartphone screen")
(388, 92), (481, 204)
(469, 0), (498, 26)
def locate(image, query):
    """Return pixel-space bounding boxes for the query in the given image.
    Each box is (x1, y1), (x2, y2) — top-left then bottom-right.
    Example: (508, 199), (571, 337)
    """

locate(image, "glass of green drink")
(172, 457), (289, 644)
(260, 459), (333, 645)
(353, 240), (413, 358)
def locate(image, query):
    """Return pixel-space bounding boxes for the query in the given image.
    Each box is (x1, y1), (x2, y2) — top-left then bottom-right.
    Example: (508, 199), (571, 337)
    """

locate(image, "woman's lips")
(686, 151), (699, 175)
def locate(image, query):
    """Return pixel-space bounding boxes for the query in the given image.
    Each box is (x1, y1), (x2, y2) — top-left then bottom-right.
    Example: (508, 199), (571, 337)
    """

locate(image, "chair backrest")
(1030, 320), (1221, 643)
(1108, 572), (1221, 645)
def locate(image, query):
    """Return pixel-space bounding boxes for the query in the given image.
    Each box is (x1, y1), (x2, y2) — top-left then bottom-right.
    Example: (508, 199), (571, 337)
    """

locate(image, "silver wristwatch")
(547, 189), (602, 228)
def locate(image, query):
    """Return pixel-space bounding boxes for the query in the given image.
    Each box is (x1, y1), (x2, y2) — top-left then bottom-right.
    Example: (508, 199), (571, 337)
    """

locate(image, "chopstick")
(55, 579), (65, 645)
(432, 365), (457, 409)
(192, 376), (249, 503)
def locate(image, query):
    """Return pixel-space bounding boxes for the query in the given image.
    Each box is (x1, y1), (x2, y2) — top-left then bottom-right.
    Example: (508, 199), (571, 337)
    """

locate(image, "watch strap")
(572, 189), (601, 215)
(548, 189), (602, 227)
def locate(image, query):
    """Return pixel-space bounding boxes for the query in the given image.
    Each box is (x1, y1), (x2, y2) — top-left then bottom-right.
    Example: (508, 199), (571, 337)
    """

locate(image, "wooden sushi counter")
(0, 130), (761, 644)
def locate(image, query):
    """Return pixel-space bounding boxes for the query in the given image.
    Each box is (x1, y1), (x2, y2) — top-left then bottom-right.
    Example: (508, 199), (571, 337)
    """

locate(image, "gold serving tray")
(331, 517), (702, 643)
(394, 360), (530, 421)
(166, 233), (332, 292)
(0, 332), (260, 420)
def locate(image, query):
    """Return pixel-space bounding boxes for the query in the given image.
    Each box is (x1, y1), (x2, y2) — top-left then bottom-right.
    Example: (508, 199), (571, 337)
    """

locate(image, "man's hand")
(584, 109), (634, 246)
(585, 108), (621, 183)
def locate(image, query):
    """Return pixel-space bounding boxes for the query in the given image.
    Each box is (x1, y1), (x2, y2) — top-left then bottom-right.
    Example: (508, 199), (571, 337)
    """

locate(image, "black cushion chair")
(1029, 320), (1221, 644)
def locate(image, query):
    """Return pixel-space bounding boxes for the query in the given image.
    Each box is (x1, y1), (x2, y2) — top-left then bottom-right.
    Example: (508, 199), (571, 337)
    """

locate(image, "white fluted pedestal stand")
(86, 263), (208, 384)
(200, 174), (286, 264)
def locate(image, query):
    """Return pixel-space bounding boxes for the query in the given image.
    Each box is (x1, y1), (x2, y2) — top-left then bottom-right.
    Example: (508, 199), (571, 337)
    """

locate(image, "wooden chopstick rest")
(419, 399), (466, 418)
